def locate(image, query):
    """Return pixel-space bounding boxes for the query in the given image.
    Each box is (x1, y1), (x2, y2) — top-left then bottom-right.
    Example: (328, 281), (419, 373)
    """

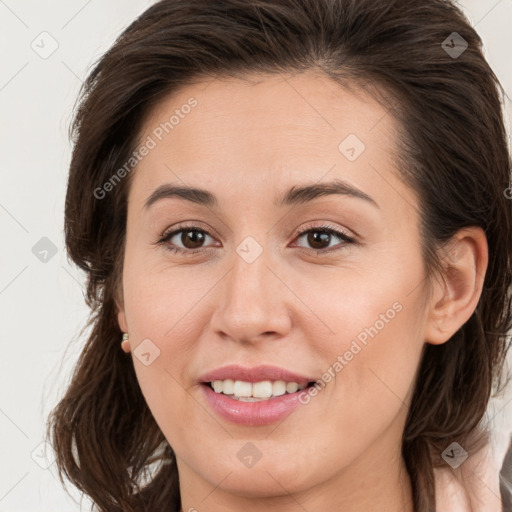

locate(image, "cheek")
(285, 301), (425, 481)
(333, 301), (424, 410)
(300, 255), (426, 429)
(122, 251), (210, 341)
(301, 252), (425, 366)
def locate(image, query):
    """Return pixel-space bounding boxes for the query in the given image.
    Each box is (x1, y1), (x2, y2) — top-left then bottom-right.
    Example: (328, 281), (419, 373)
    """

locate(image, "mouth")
(198, 365), (318, 424)
(203, 379), (316, 402)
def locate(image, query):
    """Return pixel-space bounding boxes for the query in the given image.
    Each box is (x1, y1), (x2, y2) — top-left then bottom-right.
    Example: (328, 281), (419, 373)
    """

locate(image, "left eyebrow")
(143, 178), (379, 210)
(277, 179), (379, 208)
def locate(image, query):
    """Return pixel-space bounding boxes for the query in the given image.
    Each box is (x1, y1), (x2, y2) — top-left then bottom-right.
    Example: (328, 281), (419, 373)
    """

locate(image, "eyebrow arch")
(144, 179), (379, 210)
(277, 179), (379, 208)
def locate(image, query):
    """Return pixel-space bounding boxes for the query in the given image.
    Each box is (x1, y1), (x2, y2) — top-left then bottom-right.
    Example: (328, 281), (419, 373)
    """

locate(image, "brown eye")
(158, 227), (216, 255)
(294, 224), (355, 253)
(179, 230), (207, 249)
(305, 231), (332, 250)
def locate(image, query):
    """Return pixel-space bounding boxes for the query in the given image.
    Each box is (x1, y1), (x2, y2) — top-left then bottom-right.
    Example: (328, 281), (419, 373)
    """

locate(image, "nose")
(209, 240), (293, 346)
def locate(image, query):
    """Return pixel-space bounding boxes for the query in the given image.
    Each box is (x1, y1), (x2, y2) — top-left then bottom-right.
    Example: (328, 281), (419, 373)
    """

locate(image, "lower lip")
(201, 384), (307, 426)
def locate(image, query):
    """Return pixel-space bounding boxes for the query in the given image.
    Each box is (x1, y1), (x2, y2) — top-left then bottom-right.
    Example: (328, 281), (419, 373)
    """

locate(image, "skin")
(117, 70), (488, 512)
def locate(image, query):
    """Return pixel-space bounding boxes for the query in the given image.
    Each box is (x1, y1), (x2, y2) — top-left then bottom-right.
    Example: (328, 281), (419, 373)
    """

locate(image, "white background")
(1, 1), (511, 510)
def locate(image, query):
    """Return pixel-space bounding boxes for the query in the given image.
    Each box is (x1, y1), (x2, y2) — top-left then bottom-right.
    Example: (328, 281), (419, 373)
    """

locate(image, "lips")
(198, 364), (318, 425)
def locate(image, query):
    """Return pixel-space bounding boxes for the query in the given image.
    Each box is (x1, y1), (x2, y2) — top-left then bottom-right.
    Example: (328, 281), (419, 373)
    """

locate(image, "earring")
(121, 332), (131, 353)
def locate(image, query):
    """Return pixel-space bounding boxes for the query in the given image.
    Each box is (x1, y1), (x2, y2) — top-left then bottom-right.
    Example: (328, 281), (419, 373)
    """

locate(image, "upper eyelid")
(160, 221), (218, 240)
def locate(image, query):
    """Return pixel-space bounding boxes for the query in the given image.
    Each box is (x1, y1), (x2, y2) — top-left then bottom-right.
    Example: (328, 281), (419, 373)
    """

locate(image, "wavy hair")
(46, 0), (512, 510)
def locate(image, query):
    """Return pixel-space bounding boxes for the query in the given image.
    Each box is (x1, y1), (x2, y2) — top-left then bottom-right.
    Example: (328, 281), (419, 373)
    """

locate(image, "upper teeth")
(211, 379), (307, 400)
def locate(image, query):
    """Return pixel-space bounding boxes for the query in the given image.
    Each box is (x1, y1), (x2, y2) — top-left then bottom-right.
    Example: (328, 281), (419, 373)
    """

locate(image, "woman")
(46, 1), (512, 511)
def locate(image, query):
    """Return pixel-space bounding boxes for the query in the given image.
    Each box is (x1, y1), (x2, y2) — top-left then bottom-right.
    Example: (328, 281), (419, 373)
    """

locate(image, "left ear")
(424, 226), (488, 346)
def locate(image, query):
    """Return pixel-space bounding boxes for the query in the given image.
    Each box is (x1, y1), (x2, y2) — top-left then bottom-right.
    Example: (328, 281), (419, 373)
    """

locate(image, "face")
(117, 71), (431, 502)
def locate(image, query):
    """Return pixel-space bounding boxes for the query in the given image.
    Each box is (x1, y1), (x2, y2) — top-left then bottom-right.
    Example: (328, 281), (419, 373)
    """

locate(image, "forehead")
(129, 71), (407, 212)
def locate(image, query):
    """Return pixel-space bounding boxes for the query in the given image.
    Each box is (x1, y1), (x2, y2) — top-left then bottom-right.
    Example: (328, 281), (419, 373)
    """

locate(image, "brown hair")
(46, 0), (512, 510)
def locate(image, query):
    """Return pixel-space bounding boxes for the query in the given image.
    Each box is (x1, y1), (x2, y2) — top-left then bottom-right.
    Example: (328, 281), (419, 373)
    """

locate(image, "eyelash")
(156, 222), (356, 257)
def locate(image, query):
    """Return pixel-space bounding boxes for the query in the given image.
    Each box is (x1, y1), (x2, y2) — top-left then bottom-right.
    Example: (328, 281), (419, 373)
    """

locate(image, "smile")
(199, 364), (318, 425)
(209, 379), (309, 401)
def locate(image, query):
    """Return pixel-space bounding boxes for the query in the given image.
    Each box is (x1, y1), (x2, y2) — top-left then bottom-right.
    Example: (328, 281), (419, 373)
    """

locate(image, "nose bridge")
(226, 211), (274, 291)
(228, 233), (274, 313)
